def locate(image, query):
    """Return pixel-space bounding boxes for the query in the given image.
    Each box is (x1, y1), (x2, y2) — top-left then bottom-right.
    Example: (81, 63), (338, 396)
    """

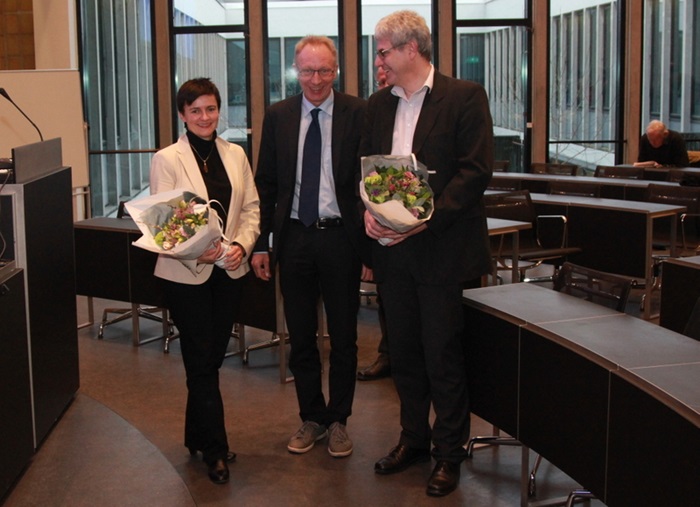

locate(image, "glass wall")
(549, 0), (621, 174)
(643, 0), (700, 150)
(80, 0), (156, 217)
(455, 1), (529, 172)
(173, 1), (249, 153)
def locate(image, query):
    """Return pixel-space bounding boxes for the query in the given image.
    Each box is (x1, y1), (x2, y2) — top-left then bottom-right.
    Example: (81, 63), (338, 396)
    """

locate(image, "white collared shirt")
(390, 65), (435, 155)
(291, 92), (341, 220)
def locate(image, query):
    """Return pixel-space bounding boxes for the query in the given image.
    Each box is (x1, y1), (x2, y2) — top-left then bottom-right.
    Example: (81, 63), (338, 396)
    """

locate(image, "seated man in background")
(634, 120), (689, 168)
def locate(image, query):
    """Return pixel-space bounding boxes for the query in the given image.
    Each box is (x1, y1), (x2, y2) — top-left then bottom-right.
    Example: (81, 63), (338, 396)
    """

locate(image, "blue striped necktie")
(298, 108), (321, 227)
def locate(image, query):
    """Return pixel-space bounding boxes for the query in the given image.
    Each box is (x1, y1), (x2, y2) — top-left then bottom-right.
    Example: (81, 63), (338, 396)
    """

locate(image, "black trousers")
(378, 266), (480, 463)
(279, 221), (361, 426)
(162, 267), (241, 465)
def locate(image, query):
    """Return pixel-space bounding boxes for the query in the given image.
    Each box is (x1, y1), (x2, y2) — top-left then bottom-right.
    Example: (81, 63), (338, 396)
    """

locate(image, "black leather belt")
(292, 217), (343, 229)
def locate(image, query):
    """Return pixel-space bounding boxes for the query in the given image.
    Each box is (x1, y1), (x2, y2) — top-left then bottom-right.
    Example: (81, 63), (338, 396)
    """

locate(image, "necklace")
(190, 143), (216, 173)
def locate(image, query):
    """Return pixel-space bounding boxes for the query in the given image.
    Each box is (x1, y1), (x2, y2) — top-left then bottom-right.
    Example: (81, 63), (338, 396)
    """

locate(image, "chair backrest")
(493, 160), (510, 172)
(488, 178), (521, 191)
(666, 169), (686, 183)
(548, 180), (601, 198)
(552, 262), (635, 312)
(594, 165), (644, 179)
(644, 184), (700, 214)
(531, 162), (578, 176)
(483, 189), (535, 224)
(682, 297), (700, 341)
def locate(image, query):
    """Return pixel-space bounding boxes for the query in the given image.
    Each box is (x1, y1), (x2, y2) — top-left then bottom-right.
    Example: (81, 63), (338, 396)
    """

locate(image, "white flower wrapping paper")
(359, 154), (434, 245)
(125, 189), (227, 274)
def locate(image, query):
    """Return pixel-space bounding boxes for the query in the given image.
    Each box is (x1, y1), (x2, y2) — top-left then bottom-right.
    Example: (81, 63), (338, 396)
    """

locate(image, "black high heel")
(207, 459), (229, 484)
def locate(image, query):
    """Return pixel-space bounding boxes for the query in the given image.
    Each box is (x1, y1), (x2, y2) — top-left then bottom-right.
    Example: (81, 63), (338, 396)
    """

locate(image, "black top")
(186, 129), (232, 233)
(638, 129), (689, 167)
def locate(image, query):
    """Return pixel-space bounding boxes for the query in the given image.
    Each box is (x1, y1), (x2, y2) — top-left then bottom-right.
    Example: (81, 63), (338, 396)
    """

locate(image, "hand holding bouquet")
(360, 154), (434, 245)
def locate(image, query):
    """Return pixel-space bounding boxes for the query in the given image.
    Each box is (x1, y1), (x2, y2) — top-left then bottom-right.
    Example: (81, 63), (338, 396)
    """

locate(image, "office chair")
(483, 190), (581, 282)
(527, 262), (636, 503)
(640, 184), (700, 312)
(593, 165), (644, 179)
(547, 180), (601, 198)
(531, 162), (578, 176)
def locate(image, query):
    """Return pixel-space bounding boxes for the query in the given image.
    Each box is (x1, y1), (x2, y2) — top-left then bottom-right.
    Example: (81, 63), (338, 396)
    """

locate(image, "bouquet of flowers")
(125, 189), (228, 274)
(360, 154), (434, 244)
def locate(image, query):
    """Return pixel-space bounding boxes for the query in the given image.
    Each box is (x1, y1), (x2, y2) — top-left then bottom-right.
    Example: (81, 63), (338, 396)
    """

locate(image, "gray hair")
(375, 10), (432, 60)
(646, 120), (667, 135)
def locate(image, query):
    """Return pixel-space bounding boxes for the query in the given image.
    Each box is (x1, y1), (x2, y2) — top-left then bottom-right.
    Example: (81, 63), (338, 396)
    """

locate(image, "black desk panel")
(463, 283), (700, 506)
(660, 255), (700, 333)
(519, 328), (608, 499)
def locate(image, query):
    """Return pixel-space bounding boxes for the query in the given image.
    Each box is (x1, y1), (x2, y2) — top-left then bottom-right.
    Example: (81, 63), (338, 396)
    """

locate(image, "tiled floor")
(3, 291), (607, 507)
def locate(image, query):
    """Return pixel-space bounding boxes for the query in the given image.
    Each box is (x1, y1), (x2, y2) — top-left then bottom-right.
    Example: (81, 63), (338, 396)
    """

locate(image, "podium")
(0, 139), (79, 461)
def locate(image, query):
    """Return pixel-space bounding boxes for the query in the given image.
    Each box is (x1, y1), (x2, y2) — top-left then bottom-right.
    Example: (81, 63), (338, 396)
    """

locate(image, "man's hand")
(251, 252), (272, 281)
(364, 210), (427, 246)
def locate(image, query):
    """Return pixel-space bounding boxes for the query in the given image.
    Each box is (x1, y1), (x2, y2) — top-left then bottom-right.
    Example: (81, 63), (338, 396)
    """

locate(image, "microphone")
(0, 87), (44, 141)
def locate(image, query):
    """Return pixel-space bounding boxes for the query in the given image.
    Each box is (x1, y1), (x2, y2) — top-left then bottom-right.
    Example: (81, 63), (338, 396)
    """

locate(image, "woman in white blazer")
(149, 78), (259, 485)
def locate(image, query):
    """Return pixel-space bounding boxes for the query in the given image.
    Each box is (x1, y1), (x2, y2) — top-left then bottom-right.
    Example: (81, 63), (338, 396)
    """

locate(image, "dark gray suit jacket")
(359, 71), (493, 284)
(254, 90), (369, 266)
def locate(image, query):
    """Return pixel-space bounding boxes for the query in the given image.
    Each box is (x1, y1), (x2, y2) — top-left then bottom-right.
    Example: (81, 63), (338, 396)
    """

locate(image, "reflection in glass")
(549, 1), (620, 173)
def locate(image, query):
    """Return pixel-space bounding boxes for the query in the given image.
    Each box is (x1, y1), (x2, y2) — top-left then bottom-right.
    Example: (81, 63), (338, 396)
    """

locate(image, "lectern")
(0, 139), (79, 460)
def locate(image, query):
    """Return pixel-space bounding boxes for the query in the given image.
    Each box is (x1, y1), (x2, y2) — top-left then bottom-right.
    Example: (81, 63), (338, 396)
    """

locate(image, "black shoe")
(426, 460), (461, 497)
(189, 448), (237, 462)
(374, 444), (430, 474)
(357, 354), (391, 381)
(207, 459), (230, 484)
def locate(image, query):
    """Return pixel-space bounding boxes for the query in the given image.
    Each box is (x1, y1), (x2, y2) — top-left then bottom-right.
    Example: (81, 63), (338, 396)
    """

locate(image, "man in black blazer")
(360, 10), (493, 497)
(251, 36), (368, 459)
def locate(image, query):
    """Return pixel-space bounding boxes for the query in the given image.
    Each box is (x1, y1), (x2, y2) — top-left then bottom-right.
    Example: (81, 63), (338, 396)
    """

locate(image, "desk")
(490, 172), (679, 201)
(659, 255), (700, 333)
(487, 217), (532, 283)
(528, 193), (684, 319)
(74, 217), (167, 346)
(463, 283), (700, 506)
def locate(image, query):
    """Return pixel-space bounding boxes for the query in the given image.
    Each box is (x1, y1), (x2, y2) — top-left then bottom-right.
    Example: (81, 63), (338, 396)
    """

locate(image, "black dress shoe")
(426, 460), (461, 497)
(207, 459), (230, 484)
(357, 354), (391, 381)
(374, 444), (430, 474)
(188, 448), (236, 462)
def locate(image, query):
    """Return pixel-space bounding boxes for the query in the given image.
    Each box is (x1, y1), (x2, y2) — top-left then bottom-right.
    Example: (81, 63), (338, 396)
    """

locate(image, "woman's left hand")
(220, 243), (244, 271)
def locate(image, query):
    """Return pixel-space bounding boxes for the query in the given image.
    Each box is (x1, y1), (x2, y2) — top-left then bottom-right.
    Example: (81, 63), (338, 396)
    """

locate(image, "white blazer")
(149, 134), (260, 285)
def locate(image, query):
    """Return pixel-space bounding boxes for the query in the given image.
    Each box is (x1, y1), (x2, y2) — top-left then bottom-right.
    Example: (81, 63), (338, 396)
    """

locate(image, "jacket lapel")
(412, 72), (446, 155)
(176, 136), (209, 199)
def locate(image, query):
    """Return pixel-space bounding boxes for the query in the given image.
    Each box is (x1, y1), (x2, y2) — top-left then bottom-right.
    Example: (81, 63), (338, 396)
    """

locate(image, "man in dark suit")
(251, 35), (368, 459)
(360, 10), (493, 497)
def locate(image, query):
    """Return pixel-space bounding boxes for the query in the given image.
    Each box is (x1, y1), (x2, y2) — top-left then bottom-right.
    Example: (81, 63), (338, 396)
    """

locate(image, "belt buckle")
(315, 218), (328, 230)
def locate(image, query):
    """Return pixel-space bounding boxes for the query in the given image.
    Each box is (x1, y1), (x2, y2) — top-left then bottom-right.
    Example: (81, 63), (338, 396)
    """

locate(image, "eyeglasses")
(376, 44), (405, 59)
(297, 68), (336, 79)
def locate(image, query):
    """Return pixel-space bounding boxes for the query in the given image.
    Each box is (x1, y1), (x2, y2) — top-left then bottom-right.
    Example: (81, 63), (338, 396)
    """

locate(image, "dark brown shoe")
(426, 460), (461, 497)
(374, 444), (430, 474)
(357, 353), (390, 381)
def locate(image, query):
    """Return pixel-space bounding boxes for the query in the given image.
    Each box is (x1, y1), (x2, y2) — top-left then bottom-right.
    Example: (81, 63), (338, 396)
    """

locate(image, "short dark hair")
(176, 78), (221, 114)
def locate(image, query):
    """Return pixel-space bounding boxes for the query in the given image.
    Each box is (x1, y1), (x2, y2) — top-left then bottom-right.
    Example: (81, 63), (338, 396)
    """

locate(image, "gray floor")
(3, 289), (609, 507)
